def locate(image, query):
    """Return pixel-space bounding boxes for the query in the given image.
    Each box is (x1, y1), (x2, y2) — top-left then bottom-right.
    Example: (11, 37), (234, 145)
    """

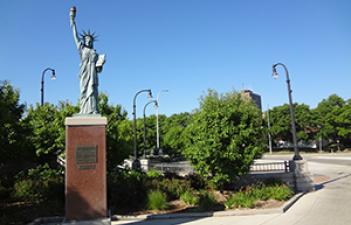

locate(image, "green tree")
(184, 90), (264, 189)
(136, 115), (157, 156)
(314, 94), (345, 148)
(0, 81), (34, 186)
(268, 105), (291, 142)
(294, 104), (316, 141)
(98, 93), (132, 170)
(336, 102), (351, 146)
(162, 112), (192, 158)
(24, 101), (78, 166)
(268, 103), (316, 145)
(55, 101), (80, 159)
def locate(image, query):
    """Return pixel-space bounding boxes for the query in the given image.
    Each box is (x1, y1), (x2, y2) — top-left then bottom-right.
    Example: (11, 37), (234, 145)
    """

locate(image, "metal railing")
(57, 156), (66, 167)
(151, 162), (194, 175)
(250, 161), (291, 174)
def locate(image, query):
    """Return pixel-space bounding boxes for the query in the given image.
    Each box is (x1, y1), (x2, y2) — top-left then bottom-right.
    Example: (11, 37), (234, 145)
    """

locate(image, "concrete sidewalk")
(112, 161), (351, 225)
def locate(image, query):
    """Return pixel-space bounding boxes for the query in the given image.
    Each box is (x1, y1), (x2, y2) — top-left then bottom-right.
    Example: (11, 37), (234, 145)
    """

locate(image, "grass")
(180, 190), (199, 206)
(225, 192), (256, 209)
(147, 190), (168, 210)
(225, 183), (293, 209)
(146, 169), (163, 179)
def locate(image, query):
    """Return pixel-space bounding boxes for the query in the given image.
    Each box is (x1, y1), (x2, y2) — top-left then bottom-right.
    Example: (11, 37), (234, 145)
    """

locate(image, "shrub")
(184, 90), (264, 189)
(180, 190), (199, 206)
(147, 190), (168, 210)
(198, 191), (218, 211)
(185, 174), (207, 190)
(246, 183), (293, 202)
(225, 192), (256, 209)
(109, 169), (148, 212)
(158, 178), (191, 200)
(267, 184), (294, 201)
(146, 169), (163, 179)
(0, 179), (9, 199)
(13, 179), (37, 201)
(13, 164), (63, 203)
(224, 182), (294, 209)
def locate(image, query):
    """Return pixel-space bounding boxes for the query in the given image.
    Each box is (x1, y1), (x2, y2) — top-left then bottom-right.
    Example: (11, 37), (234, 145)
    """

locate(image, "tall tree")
(268, 104), (291, 143)
(184, 90), (264, 189)
(268, 103), (315, 146)
(98, 93), (132, 170)
(0, 81), (34, 184)
(162, 112), (192, 158)
(24, 101), (78, 167)
(315, 94), (345, 147)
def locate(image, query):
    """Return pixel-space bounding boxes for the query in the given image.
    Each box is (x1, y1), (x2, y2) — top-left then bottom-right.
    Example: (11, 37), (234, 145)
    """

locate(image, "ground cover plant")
(147, 190), (168, 210)
(180, 190), (199, 206)
(109, 168), (294, 214)
(224, 182), (294, 209)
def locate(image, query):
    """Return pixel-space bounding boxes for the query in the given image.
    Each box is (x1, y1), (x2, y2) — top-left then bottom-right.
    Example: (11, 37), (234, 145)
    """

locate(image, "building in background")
(241, 89), (262, 111)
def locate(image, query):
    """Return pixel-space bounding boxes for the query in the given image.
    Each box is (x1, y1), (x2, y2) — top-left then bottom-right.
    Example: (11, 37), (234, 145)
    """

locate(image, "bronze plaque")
(78, 164), (96, 170)
(76, 146), (97, 164)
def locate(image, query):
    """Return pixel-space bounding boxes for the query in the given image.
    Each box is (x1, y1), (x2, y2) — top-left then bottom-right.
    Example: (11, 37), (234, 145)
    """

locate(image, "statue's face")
(84, 36), (93, 48)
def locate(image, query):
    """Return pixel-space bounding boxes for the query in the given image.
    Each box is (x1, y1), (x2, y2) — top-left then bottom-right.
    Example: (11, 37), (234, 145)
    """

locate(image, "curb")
(282, 192), (305, 212)
(26, 217), (64, 225)
(27, 193), (306, 224)
(27, 217), (111, 225)
(114, 192), (305, 221)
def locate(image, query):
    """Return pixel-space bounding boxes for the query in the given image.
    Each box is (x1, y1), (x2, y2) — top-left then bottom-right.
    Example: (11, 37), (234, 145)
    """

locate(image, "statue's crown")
(80, 30), (98, 42)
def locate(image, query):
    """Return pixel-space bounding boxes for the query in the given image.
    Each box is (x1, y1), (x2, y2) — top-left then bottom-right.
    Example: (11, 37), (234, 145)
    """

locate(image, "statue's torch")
(70, 6), (76, 24)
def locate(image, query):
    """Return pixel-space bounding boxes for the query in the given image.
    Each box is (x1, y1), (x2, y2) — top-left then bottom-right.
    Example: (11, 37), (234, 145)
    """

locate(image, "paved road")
(305, 156), (351, 167)
(263, 152), (351, 166)
(113, 154), (351, 225)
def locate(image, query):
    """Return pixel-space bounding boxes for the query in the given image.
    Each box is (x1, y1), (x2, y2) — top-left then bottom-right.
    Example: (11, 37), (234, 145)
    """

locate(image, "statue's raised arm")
(70, 7), (80, 49)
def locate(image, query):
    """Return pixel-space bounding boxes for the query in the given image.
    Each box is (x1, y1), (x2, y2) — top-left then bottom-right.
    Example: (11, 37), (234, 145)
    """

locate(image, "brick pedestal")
(65, 116), (107, 221)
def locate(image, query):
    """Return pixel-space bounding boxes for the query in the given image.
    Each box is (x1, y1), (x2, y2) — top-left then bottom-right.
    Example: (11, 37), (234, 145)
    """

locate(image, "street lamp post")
(156, 90), (169, 154)
(41, 68), (56, 106)
(132, 89), (153, 169)
(272, 63), (302, 161)
(267, 107), (273, 154)
(317, 125), (323, 152)
(143, 100), (158, 158)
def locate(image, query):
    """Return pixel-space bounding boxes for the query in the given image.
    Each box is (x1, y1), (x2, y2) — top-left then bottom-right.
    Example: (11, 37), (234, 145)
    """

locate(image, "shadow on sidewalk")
(314, 173), (351, 191)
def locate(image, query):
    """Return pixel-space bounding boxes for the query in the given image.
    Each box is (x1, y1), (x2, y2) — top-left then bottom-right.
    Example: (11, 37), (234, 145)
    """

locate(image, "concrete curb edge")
(282, 192), (305, 212)
(27, 193), (306, 224)
(114, 192), (305, 221)
(26, 216), (63, 225)
(27, 217), (111, 225)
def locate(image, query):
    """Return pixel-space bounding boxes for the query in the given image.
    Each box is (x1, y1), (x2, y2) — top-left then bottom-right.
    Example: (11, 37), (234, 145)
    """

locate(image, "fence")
(249, 161), (292, 174)
(151, 162), (194, 176)
(150, 160), (292, 176)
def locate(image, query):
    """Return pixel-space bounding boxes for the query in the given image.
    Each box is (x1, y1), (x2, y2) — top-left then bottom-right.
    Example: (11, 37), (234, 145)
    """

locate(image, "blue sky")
(1, 0), (351, 117)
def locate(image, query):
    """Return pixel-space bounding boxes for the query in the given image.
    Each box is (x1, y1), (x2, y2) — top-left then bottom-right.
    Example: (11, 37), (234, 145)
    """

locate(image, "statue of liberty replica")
(65, 8), (109, 221)
(70, 6), (105, 114)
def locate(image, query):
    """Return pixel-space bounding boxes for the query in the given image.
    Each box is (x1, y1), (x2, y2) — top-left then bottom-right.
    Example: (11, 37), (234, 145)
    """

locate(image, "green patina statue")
(70, 6), (105, 114)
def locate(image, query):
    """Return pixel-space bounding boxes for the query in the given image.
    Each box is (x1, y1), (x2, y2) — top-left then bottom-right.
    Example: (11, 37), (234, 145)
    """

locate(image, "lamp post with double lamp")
(143, 100), (158, 158)
(156, 90), (169, 154)
(272, 63), (302, 161)
(132, 89), (153, 169)
(41, 68), (56, 106)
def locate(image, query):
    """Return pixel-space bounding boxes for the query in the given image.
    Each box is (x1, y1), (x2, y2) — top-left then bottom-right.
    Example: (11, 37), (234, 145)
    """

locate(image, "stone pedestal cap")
(65, 116), (107, 126)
